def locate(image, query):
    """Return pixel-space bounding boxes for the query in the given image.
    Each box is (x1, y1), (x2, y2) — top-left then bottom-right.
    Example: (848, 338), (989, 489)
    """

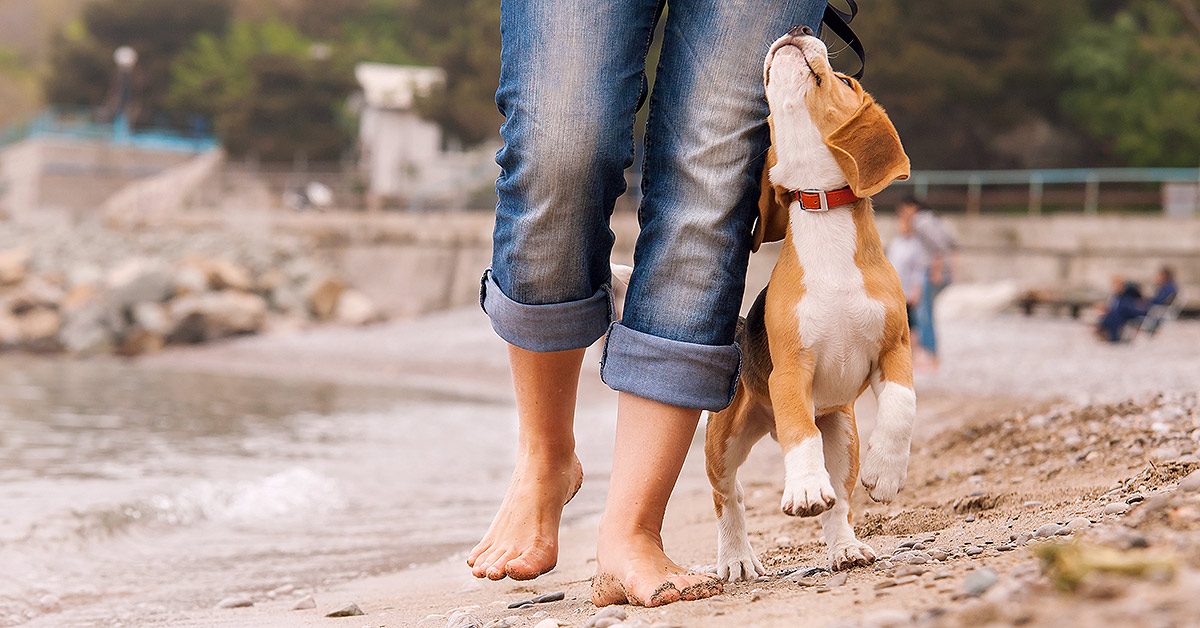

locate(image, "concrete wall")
(159, 211), (1200, 318)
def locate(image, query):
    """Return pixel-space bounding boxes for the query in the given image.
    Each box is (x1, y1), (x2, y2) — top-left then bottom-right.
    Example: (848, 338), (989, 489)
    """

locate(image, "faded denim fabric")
(482, 0), (825, 411)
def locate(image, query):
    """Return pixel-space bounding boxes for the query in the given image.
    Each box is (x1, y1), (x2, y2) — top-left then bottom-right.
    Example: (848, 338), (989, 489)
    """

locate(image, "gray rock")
(965, 514), (976, 522)
(962, 567), (999, 597)
(1103, 502), (1129, 515)
(930, 549), (949, 561)
(964, 546), (984, 556)
(291, 595), (316, 610)
(874, 578), (898, 590)
(828, 572), (849, 587)
(893, 551), (930, 565)
(107, 257), (174, 308)
(898, 539), (918, 549)
(1035, 523), (1063, 538)
(446, 614), (482, 628)
(326, 602), (365, 618)
(1065, 516), (1091, 533)
(1023, 501), (1044, 508)
(1180, 470), (1200, 493)
(215, 597), (253, 609)
(168, 291), (267, 342)
(592, 607), (628, 623)
(587, 619), (620, 628)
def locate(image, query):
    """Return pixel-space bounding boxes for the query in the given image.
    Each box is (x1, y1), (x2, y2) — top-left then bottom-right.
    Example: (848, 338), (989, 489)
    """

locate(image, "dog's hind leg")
(705, 384), (771, 582)
(861, 341), (916, 503)
(816, 404), (877, 570)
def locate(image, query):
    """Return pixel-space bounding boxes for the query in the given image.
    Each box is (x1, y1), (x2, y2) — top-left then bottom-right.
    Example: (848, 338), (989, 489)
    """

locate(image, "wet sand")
(18, 307), (1200, 627)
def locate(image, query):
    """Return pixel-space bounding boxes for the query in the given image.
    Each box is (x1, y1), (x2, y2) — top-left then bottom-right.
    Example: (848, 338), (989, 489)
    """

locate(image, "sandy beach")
(13, 305), (1200, 628)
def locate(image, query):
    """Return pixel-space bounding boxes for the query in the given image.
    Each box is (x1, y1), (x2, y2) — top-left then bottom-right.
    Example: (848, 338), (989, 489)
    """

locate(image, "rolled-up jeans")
(481, 0), (825, 411)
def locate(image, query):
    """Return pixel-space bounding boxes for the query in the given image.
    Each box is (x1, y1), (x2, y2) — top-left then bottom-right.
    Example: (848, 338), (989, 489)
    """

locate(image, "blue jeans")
(481, 0), (825, 411)
(917, 271), (948, 356)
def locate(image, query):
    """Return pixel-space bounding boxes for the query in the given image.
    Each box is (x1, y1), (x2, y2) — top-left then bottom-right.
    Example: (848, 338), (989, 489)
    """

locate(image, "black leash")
(820, 0), (865, 79)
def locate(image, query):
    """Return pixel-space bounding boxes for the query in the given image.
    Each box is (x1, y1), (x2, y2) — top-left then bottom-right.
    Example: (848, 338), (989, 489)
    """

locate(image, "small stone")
(1015, 533), (1033, 544)
(898, 539), (918, 549)
(930, 549), (949, 561)
(875, 579), (898, 590)
(36, 595), (62, 612)
(997, 545), (1015, 551)
(816, 586), (831, 593)
(593, 607), (628, 622)
(964, 546), (984, 556)
(829, 572), (848, 587)
(326, 602), (365, 618)
(292, 595), (316, 610)
(215, 597), (253, 609)
(1180, 471), (1200, 492)
(1103, 502), (1129, 515)
(965, 515), (976, 523)
(968, 490), (986, 497)
(485, 620), (513, 628)
(962, 567), (999, 597)
(794, 578), (817, 587)
(1065, 517), (1090, 533)
(532, 619), (564, 628)
(874, 560), (894, 570)
(894, 551), (930, 565)
(933, 572), (953, 580)
(1035, 523), (1062, 538)
(446, 613), (482, 628)
(1126, 493), (1145, 504)
(1023, 501), (1043, 508)
(774, 535), (793, 546)
(897, 565), (929, 577)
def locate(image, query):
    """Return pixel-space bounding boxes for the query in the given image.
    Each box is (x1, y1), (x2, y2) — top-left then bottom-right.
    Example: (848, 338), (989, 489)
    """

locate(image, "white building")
(355, 62), (498, 210)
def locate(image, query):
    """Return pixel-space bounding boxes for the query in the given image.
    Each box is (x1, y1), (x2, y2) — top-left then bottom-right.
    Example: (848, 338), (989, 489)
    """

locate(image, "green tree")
(1057, 0), (1200, 166)
(43, 0), (232, 125)
(170, 20), (355, 160)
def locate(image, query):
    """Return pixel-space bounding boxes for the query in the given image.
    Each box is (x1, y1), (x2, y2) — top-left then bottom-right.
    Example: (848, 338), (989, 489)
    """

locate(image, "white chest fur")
(789, 206), (887, 412)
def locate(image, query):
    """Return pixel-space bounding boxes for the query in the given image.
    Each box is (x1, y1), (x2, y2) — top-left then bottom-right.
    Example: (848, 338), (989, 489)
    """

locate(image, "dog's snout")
(788, 25), (815, 37)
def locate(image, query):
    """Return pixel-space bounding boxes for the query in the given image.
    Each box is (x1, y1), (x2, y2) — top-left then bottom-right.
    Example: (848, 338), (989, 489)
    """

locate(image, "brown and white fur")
(704, 29), (916, 581)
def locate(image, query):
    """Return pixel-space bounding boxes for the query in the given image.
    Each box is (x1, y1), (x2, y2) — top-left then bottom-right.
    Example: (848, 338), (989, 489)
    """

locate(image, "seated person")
(1148, 266), (1178, 307)
(1096, 275), (1144, 343)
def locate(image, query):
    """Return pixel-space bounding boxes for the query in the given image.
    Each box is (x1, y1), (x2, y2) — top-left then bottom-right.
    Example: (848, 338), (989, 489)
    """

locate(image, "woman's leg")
(467, 346), (585, 580)
(592, 0), (826, 607)
(475, 0), (663, 581)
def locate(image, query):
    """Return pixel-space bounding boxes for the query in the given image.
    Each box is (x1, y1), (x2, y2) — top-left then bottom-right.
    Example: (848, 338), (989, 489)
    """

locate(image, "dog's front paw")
(781, 473), (837, 517)
(860, 442), (909, 503)
(828, 539), (877, 571)
(715, 545), (764, 582)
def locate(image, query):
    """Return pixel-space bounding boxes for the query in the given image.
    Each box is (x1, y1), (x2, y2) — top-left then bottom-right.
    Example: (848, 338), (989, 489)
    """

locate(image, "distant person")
(1096, 275), (1145, 342)
(1148, 266), (1178, 307)
(896, 197), (957, 366)
(887, 207), (929, 342)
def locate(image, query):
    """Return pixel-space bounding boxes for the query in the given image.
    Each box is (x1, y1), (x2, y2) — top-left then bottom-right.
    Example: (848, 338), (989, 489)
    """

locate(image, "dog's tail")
(610, 263), (633, 287)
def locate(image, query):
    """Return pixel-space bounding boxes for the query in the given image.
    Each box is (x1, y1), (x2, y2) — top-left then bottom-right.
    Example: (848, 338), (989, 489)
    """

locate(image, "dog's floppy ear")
(823, 94), (910, 199)
(752, 119), (789, 252)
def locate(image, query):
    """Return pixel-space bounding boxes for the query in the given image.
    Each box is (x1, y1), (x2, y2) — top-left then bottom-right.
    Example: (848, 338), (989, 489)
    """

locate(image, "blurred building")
(354, 63), (498, 211)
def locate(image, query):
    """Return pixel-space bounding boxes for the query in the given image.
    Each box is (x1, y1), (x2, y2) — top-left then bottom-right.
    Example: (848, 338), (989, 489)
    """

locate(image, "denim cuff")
(479, 269), (613, 352)
(600, 322), (742, 411)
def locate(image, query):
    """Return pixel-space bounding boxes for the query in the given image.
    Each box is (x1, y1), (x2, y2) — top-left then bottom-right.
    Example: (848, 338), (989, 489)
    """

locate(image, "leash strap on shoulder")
(821, 0), (865, 80)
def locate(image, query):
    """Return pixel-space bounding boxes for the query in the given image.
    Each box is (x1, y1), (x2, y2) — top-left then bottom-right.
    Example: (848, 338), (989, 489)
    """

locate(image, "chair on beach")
(1123, 294), (1185, 342)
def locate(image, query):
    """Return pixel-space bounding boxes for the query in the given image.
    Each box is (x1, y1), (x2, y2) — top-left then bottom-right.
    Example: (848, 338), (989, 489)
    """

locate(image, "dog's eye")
(838, 76), (853, 88)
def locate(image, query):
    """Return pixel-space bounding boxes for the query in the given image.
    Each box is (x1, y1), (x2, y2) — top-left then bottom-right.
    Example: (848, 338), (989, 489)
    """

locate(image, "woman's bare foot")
(467, 454), (583, 580)
(591, 526), (722, 607)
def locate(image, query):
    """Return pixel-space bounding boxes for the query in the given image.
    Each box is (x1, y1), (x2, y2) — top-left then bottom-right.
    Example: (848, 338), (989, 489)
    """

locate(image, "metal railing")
(889, 168), (1200, 215)
(0, 106), (218, 154)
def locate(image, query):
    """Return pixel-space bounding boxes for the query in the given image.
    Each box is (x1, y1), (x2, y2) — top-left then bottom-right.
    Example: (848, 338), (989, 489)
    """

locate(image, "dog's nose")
(788, 25), (815, 37)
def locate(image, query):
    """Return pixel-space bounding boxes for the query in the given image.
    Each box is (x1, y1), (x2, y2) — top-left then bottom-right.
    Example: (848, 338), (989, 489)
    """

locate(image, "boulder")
(334, 289), (379, 326)
(0, 248), (31, 286)
(16, 307), (62, 350)
(168, 291), (267, 343)
(107, 258), (174, 309)
(3, 277), (65, 315)
(60, 302), (116, 356)
(131, 302), (173, 336)
(304, 275), (347, 320)
(117, 327), (165, 356)
(183, 257), (254, 292)
(173, 264), (209, 297)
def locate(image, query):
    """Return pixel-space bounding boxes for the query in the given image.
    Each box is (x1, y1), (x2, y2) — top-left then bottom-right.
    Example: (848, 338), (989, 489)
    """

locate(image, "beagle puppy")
(705, 27), (915, 580)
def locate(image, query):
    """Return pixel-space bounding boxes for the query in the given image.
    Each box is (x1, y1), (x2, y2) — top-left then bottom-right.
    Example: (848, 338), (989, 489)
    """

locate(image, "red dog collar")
(789, 186), (860, 211)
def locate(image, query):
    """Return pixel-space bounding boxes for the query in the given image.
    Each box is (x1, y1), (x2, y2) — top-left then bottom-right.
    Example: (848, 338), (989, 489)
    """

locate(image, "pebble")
(1181, 470), (1200, 492)
(532, 619), (565, 628)
(508, 591), (566, 609)
(774, 535), (793, 546)
(291, 595), (316, 611)
(962, 567), (999, 597)
(933, 572), (953, 580)
(1035, 523), (1062, 538)
(997, 544), (1015, 551)
(215, 597), (253, 609)
(930, 549), (949, 561)
(36, 595), (62, 612)
(1065, 516), (1090, 533)
(897, 565), (929, 577)
(1103, 502), (1130, 515)
(898, 539), (919, 549)
(794, 578), (817, 587)
(531, 611), (549, 619)
(828, 572), (849, 587)
(874, 560), (894, 571)
(587, 607), (627, 625)
(1023, 501), (1043, 508)
(326, 602), (365, 618)
(893, 551), (930, 565)
(964, 546), (984, 556)
(486, 621), (513, 628)
(874, 579), (898, 590)
(1126, 493), (1145, 504)
(965, 515), (976, 523)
